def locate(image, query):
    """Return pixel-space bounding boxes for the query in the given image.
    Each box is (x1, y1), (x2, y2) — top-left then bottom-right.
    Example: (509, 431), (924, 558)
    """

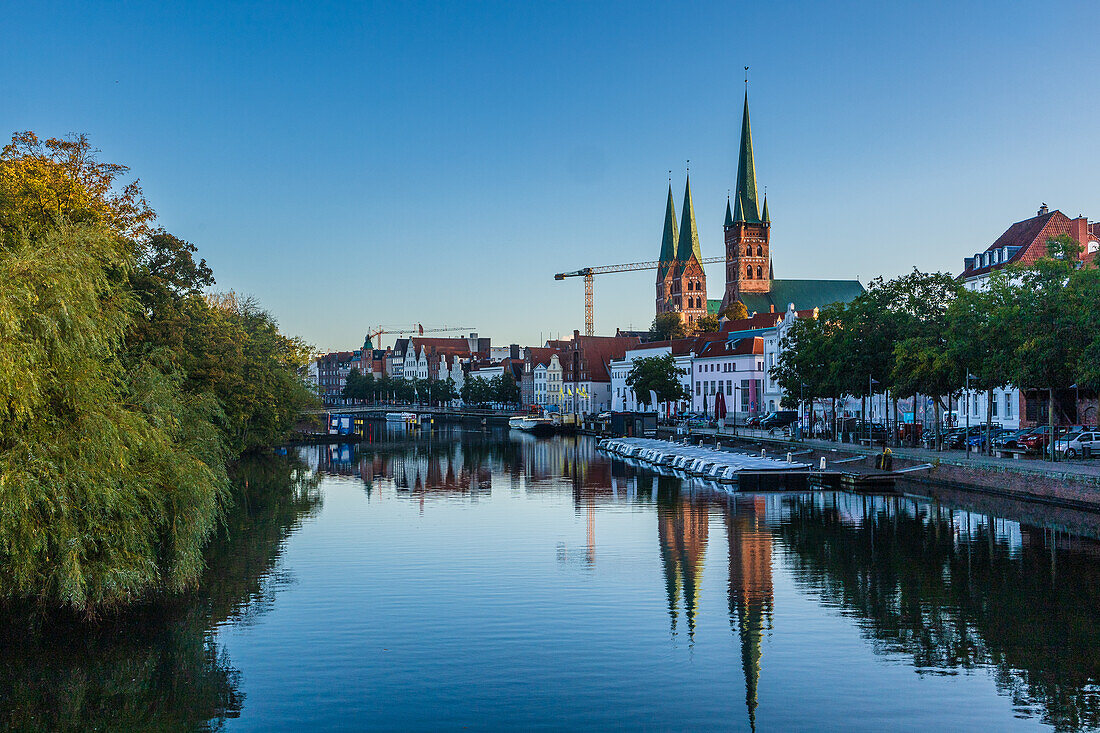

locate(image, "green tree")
(0, 225), (227, 613)
(626, 354), (689, 407)
(0, 133), (316, 613)
(694, 313), (721, 333)
(992, 235), (1088, 455)
(721, 300), (749, 321)
(434, 377), (459, 405)
(649, 312), (688, 341)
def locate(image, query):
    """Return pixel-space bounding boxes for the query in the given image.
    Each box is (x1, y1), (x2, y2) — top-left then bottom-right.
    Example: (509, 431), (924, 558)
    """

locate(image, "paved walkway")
(673, 426), (1100, 482)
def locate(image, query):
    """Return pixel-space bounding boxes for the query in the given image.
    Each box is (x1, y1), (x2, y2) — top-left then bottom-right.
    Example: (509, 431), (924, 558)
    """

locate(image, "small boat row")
(597, 437), (811, 484)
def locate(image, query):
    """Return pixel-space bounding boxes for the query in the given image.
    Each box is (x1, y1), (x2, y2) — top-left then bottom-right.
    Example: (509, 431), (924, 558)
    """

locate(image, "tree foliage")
(626, 354), (689, 407)
(649, 312), (688, 341)
(694, 313), (720, 334)
(0, 132), (314, 614)
(721, 300), (749, 321)
(771, 249), (1100, 440)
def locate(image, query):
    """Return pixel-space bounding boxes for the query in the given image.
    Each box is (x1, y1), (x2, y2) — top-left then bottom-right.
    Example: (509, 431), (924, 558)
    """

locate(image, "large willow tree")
(0, 132), (313, 613)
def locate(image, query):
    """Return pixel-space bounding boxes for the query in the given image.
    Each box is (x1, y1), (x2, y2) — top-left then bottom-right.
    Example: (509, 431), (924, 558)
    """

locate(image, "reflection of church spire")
(657, 491), (709, 641)
(726, 496), (774, 732)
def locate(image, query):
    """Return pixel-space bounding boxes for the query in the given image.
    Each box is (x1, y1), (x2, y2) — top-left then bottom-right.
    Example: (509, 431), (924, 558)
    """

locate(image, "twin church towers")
(656, 92), (772, 323)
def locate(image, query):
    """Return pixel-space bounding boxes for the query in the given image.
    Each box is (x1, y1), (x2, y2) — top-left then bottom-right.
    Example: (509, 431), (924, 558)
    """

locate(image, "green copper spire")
(657, 183), (678, 282)
(725, 196), (734, 227)
(733, 91), (760, 223)
(761, 194), (769, 223)
(676, 176), (702, 269)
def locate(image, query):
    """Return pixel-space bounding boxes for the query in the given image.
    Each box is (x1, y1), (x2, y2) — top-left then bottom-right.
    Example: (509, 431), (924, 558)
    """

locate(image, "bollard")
(699, 440), (704, 446)
(787, 452), (792, 463)
(716, 441), (721, 450)
(761, 448), (766, 457)
(819, 457), (827, 470)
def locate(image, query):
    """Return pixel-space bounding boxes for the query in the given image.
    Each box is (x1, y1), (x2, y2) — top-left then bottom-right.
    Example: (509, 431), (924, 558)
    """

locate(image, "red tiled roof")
(721, 313), (783, 332)
(524, 347), (559, 368)
(554, 334), (642, 382)
(409, 337), (473, 356)
(962, 210), (1090, 278)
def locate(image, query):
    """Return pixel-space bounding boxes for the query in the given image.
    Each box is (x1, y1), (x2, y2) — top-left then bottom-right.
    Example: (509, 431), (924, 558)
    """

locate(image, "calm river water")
(4, 426), (1100, 731)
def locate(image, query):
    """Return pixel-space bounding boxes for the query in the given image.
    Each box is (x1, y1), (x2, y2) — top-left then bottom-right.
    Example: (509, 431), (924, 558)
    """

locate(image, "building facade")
(655, 180), (708, 326)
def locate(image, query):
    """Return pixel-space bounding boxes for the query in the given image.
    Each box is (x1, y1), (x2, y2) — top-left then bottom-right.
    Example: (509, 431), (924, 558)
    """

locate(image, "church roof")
(706, 279), (864, 316)
(733, 92), (760, 224)
(675, 176), (702, 271)
(657, 184), (678, 281)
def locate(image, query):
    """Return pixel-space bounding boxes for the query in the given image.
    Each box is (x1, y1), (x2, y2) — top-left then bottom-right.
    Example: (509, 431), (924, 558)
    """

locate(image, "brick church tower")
(656, 179), (708, 325)
(721, 92), (772, 313)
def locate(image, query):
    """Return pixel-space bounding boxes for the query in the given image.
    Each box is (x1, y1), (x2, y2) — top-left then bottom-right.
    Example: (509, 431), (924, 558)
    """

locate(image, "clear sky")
(5, 1), (1099, 350)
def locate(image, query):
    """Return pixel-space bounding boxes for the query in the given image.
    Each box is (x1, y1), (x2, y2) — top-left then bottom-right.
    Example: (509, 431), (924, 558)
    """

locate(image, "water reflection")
(657, 486), (708, 642)
(0, 454), (320, 731)
(776, 492), (1100, 732)
(311, 428), (1100, 731)
(5, 430), (1100, 730)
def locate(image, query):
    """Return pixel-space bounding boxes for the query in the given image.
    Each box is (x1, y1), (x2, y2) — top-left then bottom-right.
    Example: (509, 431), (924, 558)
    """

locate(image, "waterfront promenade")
(674, 426), (1100, 507)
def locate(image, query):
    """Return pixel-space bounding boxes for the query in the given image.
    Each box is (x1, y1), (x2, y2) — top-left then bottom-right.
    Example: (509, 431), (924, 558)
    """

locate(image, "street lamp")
(867, 376), (879, 444)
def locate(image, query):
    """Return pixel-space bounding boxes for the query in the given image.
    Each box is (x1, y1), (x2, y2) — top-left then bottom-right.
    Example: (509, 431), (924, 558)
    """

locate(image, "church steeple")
(733, 91), (760, 224)
(657, 183), (678, 282)
(761, 193), (769, 224)
(676, 176), (702, 266)
(725, 196), (734, 228)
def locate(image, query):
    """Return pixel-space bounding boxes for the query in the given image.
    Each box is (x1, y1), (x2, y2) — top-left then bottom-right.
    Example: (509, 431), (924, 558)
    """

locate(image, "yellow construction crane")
(554, 256), (725, 336)
(363, 325), (475, 351)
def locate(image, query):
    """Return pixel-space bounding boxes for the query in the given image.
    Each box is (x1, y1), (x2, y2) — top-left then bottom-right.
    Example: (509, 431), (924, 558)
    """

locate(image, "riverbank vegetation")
(772, 236), (1100, 445)
(0, 132), (315, 614)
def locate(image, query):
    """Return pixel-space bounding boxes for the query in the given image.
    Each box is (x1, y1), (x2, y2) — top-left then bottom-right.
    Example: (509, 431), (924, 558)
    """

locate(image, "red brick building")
(655, 179), (708, 326)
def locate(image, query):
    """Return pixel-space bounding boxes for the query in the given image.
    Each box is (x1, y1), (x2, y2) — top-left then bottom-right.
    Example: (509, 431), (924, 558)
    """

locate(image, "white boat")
(386, 412), (417, 423)
(509, 416), (556, 434)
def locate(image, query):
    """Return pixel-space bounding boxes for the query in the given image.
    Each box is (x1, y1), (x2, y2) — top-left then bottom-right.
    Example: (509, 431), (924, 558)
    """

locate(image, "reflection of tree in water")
(0, 454), (321, 731)
(776, 494), (1100, 732)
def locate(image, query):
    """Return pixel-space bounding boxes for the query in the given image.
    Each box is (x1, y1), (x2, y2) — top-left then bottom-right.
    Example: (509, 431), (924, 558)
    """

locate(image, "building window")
(696, 382), (700, 395)
(756, 266), (762, 278)
(756, 246), (762, 256)
(746, 266), (753, 279)
(745, 246), (751, 256)
(1005, 393), (1013, 418)
(992, 394), (999, 417)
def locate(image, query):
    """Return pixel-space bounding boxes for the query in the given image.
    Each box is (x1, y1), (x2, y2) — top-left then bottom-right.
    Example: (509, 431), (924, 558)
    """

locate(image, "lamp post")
(965, 372), (977, 458)
(867, 376), (879, 444)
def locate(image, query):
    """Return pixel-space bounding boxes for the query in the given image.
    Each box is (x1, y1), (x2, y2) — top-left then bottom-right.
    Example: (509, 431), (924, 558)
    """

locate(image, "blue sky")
(5, 1), (1099, 350)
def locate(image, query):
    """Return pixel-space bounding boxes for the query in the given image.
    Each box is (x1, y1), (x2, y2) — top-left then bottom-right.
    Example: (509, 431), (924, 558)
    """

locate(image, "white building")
(691, 336), (765, 421)
(609, 339), (694, 416)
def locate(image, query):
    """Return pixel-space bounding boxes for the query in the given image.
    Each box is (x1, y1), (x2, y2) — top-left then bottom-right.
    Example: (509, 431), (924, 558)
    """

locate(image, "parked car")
(1019, 426), (1074, 454)
(760, 410), (798, 429)
(745, 415), (764, 427)
(995, 428), (1036, 450)
(965, 427), (1006, 451)
(1056, 430), (1100, 458)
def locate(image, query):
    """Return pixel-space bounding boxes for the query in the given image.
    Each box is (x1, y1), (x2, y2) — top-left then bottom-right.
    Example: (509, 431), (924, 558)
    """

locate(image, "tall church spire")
(657, 183), (678, 282)
(676, 176), (702, 267)
(725, 195), (734, 227)
(733, 91), (760, 223)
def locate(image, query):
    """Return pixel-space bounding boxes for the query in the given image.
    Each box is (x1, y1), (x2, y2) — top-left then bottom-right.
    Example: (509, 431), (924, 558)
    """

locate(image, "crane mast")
(554, 256), (724, 336)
